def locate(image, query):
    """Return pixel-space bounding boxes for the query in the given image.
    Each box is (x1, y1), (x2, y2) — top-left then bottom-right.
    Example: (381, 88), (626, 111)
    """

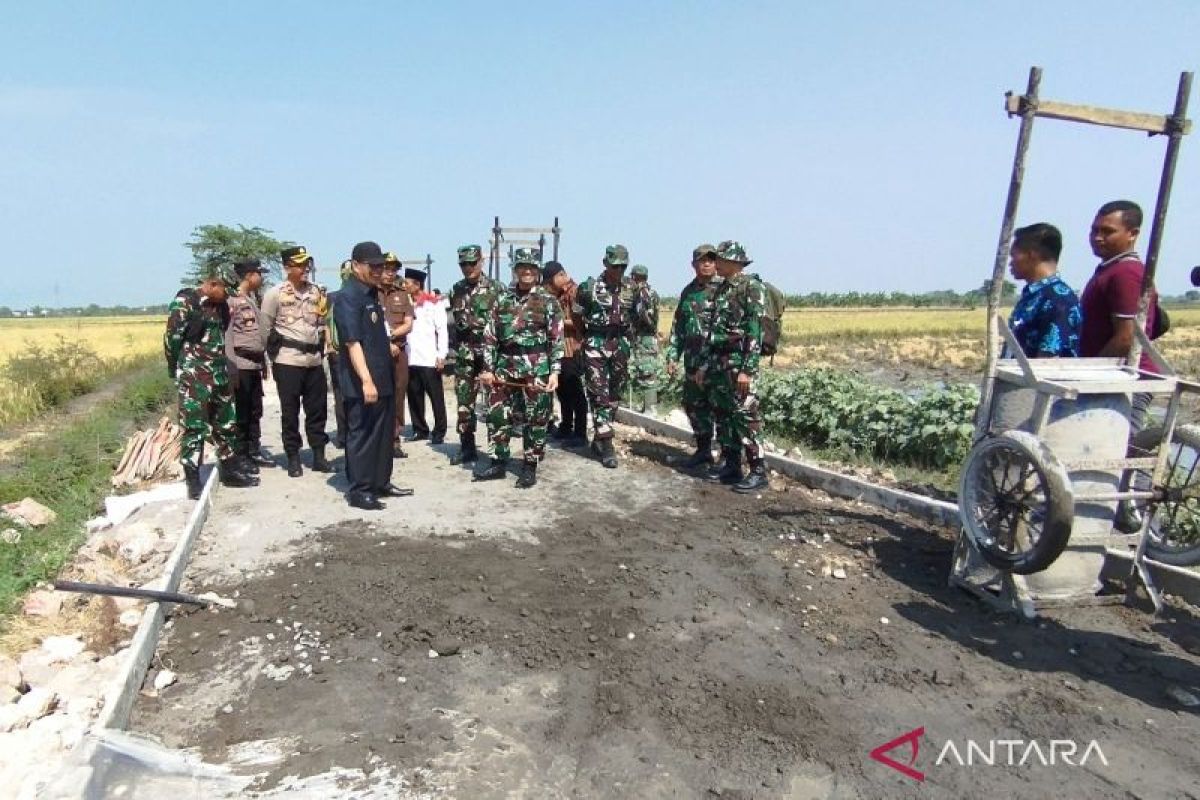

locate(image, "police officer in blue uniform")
(333, 242), (415, 510)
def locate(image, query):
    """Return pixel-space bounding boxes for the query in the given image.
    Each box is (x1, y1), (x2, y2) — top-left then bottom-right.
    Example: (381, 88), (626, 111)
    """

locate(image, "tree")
(182, 224), (293, 286)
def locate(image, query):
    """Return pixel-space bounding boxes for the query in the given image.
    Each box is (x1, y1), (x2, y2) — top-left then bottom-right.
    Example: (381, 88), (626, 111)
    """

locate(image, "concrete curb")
(615, 408), (1200, 608)
(49, 468), (219, 798)
(615, 408), (959, 527)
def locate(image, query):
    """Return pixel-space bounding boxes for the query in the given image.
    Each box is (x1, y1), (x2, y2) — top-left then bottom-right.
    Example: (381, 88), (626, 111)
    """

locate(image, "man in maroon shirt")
(1081, 199), (1159, 533)
(1079, 199), (1157, 372)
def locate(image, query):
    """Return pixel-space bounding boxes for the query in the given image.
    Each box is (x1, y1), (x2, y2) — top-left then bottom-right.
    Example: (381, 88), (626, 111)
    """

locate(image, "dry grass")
(0, 316), (163, 362)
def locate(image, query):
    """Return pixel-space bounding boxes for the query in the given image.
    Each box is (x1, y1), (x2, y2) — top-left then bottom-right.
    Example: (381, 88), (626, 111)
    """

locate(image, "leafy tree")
(182, 224), (293, 286)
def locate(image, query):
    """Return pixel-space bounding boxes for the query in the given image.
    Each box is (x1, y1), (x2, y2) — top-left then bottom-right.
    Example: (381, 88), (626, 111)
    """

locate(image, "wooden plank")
(499, 226), (557, 234)
(1005, 95), (1192, 135)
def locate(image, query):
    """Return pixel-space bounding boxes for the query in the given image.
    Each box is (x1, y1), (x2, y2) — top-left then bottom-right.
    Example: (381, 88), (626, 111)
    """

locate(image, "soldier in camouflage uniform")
(665, 243), (721, 468)
(628, 264), (661, 415)
(575, 244), (651, 468)
(699, 240), (769, 493)
(449, 244), (500, 465)
(164, 264), (260, 499)
(475, 249), (565, 488)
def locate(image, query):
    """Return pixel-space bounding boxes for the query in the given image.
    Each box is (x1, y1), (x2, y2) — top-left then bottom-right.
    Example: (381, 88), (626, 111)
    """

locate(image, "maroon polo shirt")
(1079, 253), (1157, 372)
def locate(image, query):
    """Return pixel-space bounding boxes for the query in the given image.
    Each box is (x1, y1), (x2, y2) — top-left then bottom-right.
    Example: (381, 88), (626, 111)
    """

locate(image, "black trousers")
(556, 355), (588, 436)
(274, 363), (329, 455)
(327, 353), (347, 446)
(345, 394), (395, 495)
(232, 367), (264, 453)
(406, 365), (447, 438)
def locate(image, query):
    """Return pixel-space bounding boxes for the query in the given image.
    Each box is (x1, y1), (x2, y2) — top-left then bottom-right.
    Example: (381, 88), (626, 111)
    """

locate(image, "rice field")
(0, 316), (164, 427)
(0, 316), (164, 363)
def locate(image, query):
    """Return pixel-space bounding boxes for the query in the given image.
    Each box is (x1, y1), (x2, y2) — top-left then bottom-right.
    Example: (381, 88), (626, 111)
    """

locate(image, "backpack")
(759, 280), (787, 357)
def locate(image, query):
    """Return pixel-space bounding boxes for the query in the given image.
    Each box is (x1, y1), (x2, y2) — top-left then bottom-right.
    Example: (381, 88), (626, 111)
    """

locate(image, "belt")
(233, 346), (265, 364)
(279, 336), (322, 355)
(500, 342), (546, 355)
(589, 325), (628, 336)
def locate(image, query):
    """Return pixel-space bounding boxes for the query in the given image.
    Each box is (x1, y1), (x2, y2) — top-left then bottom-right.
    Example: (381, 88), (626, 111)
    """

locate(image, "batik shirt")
(1007, 274), (1082, 358)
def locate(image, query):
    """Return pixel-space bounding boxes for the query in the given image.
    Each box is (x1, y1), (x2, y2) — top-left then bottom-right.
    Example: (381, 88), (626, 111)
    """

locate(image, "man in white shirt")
(404, 268), (449, 444)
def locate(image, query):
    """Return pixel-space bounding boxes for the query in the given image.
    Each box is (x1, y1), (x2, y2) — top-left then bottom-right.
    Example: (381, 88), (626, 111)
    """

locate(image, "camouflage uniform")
(703, 242), (767, 470)
(666, 273), (720, 442)
(629, 265), (661, 403)
(576, 245), (651, 440)
(480, 265), (565, 464)
(164, 278), (239, 474)
(450, 247), (501, 437)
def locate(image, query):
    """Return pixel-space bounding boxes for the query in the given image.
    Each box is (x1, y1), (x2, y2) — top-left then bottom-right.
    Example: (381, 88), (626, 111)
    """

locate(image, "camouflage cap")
(630, 264), (649, 278)
(692, 243), (717, 260)
(604, 244), (629, 266)
(512, 247), (540, 268)
(202, 262), (238, 290)
(457, 244), (483, 264)
(715, 240), (752, 265)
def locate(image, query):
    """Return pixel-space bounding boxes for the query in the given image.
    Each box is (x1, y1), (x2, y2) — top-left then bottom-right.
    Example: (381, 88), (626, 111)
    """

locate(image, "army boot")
(708, 449), (743, 484)
(684, 435), (715, 469)
(597, 437), (618, 469)
(515, 460), (538, 489)
(733, 460), (769, 494)
(287, 453), (303, 478)
(474, 457), (508, 481)
(311, 446), (334, 473)
(219, 458), (260, 488)
(450, 435), (478, 466)
(248, 441), (274, 468)
(184, 464), (202, 500)
(237, 446), (260, 475)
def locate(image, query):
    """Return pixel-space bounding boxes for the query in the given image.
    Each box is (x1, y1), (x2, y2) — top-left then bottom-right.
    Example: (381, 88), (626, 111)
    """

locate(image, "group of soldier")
(165, 236), (771, 509)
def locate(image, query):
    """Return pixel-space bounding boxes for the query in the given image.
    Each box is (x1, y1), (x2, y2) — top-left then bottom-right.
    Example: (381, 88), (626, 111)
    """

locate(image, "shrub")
(1, 337), (108, 416)
(757, 368), (977, 469)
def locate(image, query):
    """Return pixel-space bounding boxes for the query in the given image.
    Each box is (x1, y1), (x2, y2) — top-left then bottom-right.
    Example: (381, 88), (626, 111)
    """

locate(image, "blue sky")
(1, 1), (1197, 306)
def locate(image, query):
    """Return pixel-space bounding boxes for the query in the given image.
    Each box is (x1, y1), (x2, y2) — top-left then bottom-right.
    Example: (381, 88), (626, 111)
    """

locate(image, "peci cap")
(457, 244), (483, 264)
(542, 260), (566, 282)
(715, 240), (751, 264)
(603, 244), (629, 267)
(405, 268), (427, 283)
(351, 241), (388, 266)
(630, 264), (649, 278)
(512, 247), (540, 268)
(281, 245), (313, 267)
(233, 257), (263, 278)
(692, 243), (717, 261)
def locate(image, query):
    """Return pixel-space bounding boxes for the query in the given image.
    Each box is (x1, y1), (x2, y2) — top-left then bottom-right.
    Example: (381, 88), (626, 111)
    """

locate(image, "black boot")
(450, 435), (478, 466)
(238, 448), (260, 475)
(683, 435), (715, 469)
(592, 437), (618, 469)
(248, 442), (274, 468)
(474, 457), (508, 481)
(184, 464), (202, 500)
(287, 453), (303, 478)
(219, 458), (260, 488)
(708, 450), (743, 484)
(311, 446), (334, 473)
(733, 461), (769, 494)
(515, 460), (538, 488)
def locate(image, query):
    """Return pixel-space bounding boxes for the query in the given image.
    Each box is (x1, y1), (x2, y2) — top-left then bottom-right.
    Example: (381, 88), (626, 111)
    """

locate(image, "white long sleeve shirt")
(406, 293), (448, 368)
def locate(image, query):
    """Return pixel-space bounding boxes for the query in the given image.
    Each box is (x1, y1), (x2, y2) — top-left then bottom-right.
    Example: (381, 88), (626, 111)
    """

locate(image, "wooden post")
(976, 66), (1041, 438)
(1129, 71), (1193, 370)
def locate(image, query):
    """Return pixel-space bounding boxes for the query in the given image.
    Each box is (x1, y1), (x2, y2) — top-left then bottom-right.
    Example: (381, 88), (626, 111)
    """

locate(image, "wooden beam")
(1005, 94), (1192, 135)
(498, 226), (556, 234)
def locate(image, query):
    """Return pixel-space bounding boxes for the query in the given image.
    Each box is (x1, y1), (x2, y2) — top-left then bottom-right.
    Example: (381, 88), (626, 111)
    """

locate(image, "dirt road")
(124, 391), (1200, 798)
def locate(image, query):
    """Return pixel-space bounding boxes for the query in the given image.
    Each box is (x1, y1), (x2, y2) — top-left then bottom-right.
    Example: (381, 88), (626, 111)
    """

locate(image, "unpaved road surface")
(124, 392), (1200, 798)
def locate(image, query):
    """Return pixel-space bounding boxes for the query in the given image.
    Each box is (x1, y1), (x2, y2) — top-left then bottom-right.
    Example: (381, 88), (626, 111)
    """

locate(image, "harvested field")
(0, 316), (163, 363)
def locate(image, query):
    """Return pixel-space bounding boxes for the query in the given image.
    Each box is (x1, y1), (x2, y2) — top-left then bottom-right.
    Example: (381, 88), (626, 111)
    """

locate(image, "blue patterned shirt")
(1007, 274), (1082, 358)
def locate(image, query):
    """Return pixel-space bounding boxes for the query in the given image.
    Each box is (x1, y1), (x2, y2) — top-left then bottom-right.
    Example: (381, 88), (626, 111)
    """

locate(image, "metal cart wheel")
(1129, 423), (1200, 566)
(959, 430), (1074, 575)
